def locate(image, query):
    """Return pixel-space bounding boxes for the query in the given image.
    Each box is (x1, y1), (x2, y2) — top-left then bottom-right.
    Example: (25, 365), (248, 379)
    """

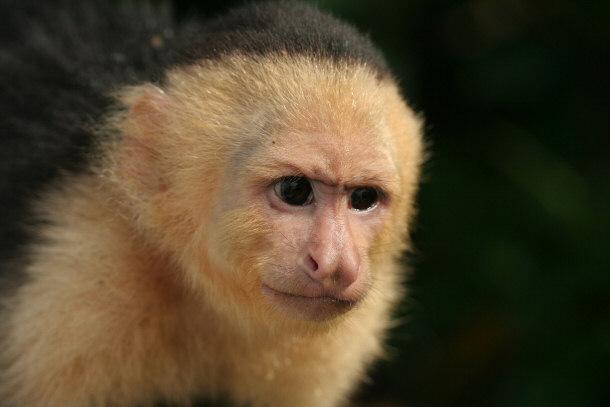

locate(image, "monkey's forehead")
(174, 2), (390, 79)
(161, 54), (417, 178)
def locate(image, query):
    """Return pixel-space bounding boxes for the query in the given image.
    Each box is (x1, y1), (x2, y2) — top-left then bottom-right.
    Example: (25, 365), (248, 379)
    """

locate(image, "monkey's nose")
(304, 206), (362, 292)
(304, 245), (360, 291)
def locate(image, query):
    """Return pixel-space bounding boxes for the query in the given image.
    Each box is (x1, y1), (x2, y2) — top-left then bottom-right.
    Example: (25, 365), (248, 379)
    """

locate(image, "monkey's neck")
(32, 173), (191, 323)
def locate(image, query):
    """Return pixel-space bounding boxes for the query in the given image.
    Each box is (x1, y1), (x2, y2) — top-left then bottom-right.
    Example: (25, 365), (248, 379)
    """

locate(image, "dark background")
(174, 1), (609, 406)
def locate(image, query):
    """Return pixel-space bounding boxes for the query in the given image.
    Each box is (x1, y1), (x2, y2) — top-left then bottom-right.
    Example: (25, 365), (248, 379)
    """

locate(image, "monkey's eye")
(274, 176), (313, 206)
(350, 187), (379, 211)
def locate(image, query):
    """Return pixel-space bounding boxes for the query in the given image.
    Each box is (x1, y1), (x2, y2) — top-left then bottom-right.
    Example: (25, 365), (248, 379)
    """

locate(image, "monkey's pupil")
(350, 187), (378, 210)
(279, 177), (312, 205)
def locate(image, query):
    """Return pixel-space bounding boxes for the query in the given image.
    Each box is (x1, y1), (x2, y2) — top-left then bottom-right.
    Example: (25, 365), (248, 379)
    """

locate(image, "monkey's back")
(0, 1), (196, 261)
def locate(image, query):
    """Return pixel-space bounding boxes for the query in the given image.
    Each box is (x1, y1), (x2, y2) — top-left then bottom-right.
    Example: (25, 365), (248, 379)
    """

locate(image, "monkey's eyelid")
(266, 173), (306, 187)
(349, 184), (390, 199)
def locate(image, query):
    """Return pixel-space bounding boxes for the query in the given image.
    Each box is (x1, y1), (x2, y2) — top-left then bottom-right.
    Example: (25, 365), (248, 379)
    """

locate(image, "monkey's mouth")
(261, 284), (360, 322)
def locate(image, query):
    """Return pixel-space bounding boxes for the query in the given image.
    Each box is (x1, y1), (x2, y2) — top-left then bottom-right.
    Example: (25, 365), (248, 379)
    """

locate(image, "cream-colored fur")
(0, 56), (423, 406)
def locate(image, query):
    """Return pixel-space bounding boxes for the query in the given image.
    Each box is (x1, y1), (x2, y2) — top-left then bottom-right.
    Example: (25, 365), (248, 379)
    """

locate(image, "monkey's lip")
(261, 284), (360, 322)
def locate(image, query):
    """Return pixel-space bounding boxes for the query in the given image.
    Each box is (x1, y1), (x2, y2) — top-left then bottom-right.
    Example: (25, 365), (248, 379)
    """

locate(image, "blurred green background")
(174, 1), (610, 406)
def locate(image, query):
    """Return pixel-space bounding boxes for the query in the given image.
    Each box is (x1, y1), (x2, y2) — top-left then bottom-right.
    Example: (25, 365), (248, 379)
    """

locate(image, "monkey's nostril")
(307, 255), (319, 271)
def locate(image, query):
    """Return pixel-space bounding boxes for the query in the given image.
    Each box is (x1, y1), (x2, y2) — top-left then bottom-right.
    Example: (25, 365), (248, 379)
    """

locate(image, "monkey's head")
(111, 53), (422, 331)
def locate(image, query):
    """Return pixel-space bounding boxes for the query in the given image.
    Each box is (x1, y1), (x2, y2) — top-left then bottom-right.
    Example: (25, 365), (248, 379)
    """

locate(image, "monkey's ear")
(121, 86), (172, 194)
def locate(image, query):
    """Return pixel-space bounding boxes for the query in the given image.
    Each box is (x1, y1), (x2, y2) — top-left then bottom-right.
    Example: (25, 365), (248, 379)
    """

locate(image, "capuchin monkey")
(0, 1), (423, 406)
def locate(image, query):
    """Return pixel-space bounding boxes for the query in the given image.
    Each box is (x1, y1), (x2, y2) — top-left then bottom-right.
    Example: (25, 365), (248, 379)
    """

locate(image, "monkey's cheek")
(260, 285), (360, 322)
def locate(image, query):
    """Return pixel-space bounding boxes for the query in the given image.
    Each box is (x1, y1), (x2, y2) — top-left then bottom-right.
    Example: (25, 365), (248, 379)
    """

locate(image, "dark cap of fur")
(178, 2), (391, 78)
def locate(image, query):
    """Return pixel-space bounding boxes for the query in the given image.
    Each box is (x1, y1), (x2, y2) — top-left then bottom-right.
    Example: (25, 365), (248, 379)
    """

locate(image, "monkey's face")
(204, 130), (397, 324)
(251, 129), (397, 322)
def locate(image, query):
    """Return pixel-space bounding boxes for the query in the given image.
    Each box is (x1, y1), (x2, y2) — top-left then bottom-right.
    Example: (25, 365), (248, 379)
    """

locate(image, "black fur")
(0, 0), (389, 274)
(178, 2), (390, 76)
(0, 0), (193, 262)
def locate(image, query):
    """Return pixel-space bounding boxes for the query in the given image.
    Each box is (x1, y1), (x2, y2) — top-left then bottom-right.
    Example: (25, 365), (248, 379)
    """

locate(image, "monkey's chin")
(260, 284), (360, 322)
